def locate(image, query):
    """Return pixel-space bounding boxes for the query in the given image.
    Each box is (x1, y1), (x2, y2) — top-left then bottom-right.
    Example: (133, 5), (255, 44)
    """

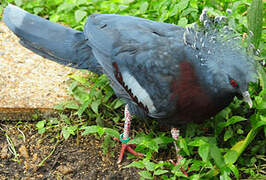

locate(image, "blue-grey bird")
(3, 4), (256, 165)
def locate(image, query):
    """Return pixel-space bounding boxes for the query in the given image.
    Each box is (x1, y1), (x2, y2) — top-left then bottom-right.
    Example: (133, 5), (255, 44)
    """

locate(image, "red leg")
(116, 104), (144, 164)
(170, 128), (188, 177)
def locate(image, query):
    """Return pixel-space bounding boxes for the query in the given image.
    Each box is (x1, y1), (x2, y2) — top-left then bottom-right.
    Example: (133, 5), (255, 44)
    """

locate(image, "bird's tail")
(3, 4), (102, 74)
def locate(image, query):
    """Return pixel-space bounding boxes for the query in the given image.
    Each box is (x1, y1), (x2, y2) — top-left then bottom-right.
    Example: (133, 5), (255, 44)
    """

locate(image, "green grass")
(1, 0), (265, 179)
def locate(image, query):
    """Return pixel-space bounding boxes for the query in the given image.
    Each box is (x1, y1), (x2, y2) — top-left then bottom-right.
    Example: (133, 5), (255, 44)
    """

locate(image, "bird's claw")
(114, 137), (145, 164)
(169, 159), (189, 177)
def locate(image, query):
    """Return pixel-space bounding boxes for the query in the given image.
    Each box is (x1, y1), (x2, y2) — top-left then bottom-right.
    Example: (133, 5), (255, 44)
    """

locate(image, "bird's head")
(204, 46), (257, 108)
(183, 9), (257, 107)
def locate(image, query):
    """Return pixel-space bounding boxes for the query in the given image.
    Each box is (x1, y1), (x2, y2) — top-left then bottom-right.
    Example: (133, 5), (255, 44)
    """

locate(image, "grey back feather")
(3, 4), (102, 74)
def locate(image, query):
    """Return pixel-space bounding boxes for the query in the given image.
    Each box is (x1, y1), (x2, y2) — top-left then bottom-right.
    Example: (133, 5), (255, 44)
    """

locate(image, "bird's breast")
(170, 61), (219, 124)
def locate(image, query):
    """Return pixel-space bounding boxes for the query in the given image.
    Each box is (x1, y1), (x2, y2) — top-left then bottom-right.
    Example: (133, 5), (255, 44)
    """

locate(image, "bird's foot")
(115, 104), (145, 163)
(169, 158), (189, 177)
(169, 154), (183, 166)
(114, 137), (145, 164)
(170, 128), (189, 177)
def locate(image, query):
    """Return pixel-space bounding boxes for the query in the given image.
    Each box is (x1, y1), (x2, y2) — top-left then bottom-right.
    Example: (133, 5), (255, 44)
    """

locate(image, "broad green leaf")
(36, 120), (46, 129)
(253, 115), (266, 130)
(255, 90), (266, 109)
(220, 168), (231, 180)
(69, 81), (78, 93)
(32, 114), (39, 120)
(77, 0), (88, 6)
(124, 161), (145, 169)
(142, 140), (159, 152)
(103, 87), (114, 102)
(77, 99), (90, 117)
(123, 0), (135, 4)
(62, 126), (71, 139)
(104, 128), (120, 138)
(48, 0), (63, 6)
(257, 65), (266, 90)
(205, 7), (222, 17)
(95, 116), (104, 127)
(67, 126), (78, 135)
(176, 0), (189, 11)
(64, 102), (79, 110)
(82, 125), (103, 136)
(154, 169), (168, 176)
(225, 116), (246, 127)
(38, 128), (46, 134)
(154, 161), (165, 169)
(169, 4), (179, 17)
(54, 101), (79, 111)
(198, 143), (209, 162)
(237, 128), (244, 134)
(229, 164), (239, 179)
(97, 127), (105, 137)
(69, 74), (91, 87)
(102, 135), (115, 155)
(209, 139), (225, 169)
(138, 171), (152, 179)
(172, 164), (188, 177)
(113, 99), (124, 109)
(154, 136), (173, 144)
(189, 0), (198, 8)
(48, 118), (59, 125)
(33, 7), (43, 15)
(60, 114), (70, 124)
(112, 117), (120, 123)
(72, 87), (90, 104)
(247, 0), (263, 48)
(143, 159), (156, 171)
(128, 135), (146, 145)
(91, 99), (101, 114)
(230, 127), (261, 165)
(188, 160), (205, 172)
(181, 7), (198, 17)
(224, 127), (233, 141)
(15, 0), (23, 6)
(250, 113), (266, 130)
(179, 137), (190, 156)
(188, 137), (208, 146)
(189, 174), (200, 180)
(145, 152), (152, 160)
(75, 10), (87, 22)
(57, 2), (75, 12)
(224, 150), (238, 165)
(0, 7), (3, 16)
(178, 17), (188, 27)
(215, 107), (231, 121)
(139, 1), (149, 14)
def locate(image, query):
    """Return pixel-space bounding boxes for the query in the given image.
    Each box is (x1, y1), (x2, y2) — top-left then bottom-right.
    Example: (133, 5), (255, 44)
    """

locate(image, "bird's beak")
(242, 91), (252, 108)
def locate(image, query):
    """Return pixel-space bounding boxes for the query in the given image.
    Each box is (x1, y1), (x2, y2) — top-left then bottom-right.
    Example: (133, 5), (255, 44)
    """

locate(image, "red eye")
(230, 80), (238, 87)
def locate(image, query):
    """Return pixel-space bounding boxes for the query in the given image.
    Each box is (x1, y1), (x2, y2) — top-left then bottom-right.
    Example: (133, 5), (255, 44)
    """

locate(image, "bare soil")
(0, 122), (140, 180)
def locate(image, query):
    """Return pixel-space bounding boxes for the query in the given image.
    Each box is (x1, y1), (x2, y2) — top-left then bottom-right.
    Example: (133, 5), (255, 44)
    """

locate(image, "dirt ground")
(0, 122), (140, 180)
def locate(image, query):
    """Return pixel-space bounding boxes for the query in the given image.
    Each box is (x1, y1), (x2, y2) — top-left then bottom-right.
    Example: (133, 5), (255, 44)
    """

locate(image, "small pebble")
(19, 145), (29, 159)
(0, 143), (9, 159)
(57, 165), (74, 175)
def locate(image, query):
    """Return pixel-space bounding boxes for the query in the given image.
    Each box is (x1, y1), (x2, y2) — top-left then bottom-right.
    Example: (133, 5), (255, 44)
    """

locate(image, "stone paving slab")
(0, 21), (79, 120)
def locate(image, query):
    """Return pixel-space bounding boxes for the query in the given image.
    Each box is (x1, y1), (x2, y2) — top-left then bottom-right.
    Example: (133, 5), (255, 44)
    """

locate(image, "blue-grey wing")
(84, 14), (186, 118)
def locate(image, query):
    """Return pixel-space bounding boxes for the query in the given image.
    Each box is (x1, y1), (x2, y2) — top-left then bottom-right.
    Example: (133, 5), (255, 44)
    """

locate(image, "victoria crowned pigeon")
(3, 5), (257, 166)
